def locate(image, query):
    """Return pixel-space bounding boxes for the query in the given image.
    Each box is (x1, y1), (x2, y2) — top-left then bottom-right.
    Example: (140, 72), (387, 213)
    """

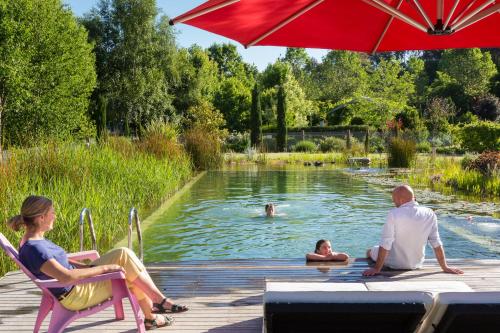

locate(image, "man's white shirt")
(379, 201), (443, 269)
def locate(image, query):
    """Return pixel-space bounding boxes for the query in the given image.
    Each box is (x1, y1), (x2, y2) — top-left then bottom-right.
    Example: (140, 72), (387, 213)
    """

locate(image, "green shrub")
(460, 154), (476, 170)
(224, 132), (250, 153)
(293, 140), (317, 152)
(319, 137), (345, 152)
(184, 126), (223, 170)
(137, 121), (186, 160)
(387, 137), (417, 167)
(416, 141), (432, 153)
(459, 121), (500, 152)
(262, 125), (370, 133)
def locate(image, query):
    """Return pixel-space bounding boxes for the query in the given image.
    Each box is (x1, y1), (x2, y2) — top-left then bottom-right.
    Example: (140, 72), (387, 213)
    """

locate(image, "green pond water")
(142, 165), (500, 262)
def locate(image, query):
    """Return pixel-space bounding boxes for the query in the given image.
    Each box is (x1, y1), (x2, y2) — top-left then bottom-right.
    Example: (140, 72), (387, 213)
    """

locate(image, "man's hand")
(442, 266), (464, 274)
(362, 268), (381, 276)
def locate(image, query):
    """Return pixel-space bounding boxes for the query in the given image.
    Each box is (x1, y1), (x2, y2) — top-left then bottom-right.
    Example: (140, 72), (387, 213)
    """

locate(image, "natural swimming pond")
(142, 165), (500, 262)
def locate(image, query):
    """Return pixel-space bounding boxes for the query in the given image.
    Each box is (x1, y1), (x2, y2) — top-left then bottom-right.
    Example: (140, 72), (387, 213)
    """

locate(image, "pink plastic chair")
(0, 233), (145, 333)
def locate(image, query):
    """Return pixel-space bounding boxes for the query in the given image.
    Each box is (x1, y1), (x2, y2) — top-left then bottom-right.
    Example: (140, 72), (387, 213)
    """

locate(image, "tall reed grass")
(401, 155), (499, 199)
(387, 138), (417, 168)
(184, 126), (224, 170)
(0, 139), (192, 275)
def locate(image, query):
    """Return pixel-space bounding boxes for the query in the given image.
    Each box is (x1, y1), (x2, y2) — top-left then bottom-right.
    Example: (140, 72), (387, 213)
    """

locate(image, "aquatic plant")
(387, 137), (417, 168)
(0, 141), (192, 276)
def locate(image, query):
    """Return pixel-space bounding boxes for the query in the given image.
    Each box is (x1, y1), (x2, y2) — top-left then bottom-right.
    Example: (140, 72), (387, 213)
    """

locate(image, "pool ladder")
(128, 207), (144, 262)
(78, 207), (143, 262)
(79, 208), (97, 252)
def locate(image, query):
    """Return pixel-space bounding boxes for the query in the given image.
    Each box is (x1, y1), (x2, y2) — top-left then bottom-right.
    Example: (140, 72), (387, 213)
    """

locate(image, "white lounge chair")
(417, 291), (500, 333)
(264, 282), (433, 333)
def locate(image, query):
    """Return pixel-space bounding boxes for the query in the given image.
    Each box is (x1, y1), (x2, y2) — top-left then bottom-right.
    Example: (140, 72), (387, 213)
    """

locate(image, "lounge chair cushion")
(264, 282), (433, 333)
(366, 281), (473, 294)
(417, 292), (500, 333)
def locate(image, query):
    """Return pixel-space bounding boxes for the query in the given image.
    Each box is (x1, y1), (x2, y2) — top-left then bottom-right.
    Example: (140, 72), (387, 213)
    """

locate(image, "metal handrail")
(79, 208), (97, 252)
(128, 207), (143, 262)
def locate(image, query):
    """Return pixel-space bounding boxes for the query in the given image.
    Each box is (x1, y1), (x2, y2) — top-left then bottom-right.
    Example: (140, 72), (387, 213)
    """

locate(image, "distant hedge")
(459, 121), (500, 153)
(262, 125), (369, 133)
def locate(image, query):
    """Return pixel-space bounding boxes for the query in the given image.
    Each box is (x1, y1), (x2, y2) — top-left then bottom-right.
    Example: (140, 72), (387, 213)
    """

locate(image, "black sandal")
(144, 314), (174, 330)
(152, 298), (189, 313)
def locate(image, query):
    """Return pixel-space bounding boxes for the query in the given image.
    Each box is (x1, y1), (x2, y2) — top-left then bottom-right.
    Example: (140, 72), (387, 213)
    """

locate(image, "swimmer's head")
(265, 203), (275, 217)
(314, 239), (332, 255)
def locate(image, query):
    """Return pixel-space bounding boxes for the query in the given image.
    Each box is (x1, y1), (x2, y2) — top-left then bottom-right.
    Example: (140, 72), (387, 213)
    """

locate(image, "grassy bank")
(225, 152), (387, 167)
(0, 140), (192, 276)
(400, 155), (499, 199)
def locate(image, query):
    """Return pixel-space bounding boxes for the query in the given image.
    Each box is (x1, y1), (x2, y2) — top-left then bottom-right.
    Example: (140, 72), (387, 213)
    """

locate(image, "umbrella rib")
(450, 0), (479, 26)
(451, 0), (496, 30)
(452, 3), (500, 32)
(371, 0), (404, 54)
(443, 0), (461, 29)
(362, 0), (428, 33)
(170, 0), (240, 25)
(411, 0), (435, 30)
(246, 0), (324, 47)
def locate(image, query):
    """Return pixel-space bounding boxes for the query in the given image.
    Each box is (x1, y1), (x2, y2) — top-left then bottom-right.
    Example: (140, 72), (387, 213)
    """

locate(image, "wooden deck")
(1, 258), (500, 332)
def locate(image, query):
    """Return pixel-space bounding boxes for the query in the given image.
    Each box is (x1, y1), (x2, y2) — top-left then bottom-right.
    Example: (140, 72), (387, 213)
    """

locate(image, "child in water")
(265, 203), (275, 217)
(306, 239), (349, 261)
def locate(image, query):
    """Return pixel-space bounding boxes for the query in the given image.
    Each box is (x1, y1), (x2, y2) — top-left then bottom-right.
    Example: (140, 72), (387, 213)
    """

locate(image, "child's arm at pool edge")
(306, 252), (349, 261)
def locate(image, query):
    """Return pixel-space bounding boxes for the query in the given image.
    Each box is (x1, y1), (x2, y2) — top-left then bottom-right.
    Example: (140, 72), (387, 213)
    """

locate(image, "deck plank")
(1, 258), (499, 332)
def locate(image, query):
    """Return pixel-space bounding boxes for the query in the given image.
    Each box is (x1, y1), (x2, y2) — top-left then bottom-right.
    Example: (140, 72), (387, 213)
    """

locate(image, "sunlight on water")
(143, 166), (500, 262)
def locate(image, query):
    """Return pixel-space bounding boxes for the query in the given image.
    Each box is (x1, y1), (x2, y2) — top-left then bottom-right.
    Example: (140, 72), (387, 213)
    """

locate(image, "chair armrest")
(67, 250), (100, 261)
(35, 271), (126, 288)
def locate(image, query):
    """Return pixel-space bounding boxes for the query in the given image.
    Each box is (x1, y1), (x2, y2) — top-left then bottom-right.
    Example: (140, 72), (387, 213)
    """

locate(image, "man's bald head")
(392, 185), (415, 207)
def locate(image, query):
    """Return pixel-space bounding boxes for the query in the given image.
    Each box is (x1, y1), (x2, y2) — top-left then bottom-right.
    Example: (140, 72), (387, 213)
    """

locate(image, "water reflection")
(143, 166), (499, 262)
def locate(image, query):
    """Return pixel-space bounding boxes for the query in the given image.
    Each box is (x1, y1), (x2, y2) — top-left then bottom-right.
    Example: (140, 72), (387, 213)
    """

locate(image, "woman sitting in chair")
(7, 195), (188, 331)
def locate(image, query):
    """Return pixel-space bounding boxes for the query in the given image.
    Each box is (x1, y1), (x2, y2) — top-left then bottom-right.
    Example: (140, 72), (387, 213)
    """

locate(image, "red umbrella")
(170, 0), (500, 53)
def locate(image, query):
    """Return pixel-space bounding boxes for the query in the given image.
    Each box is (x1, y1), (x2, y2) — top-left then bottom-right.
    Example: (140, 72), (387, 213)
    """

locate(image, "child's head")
(314, 239), (331, 255)
(265, 203), (275, 217)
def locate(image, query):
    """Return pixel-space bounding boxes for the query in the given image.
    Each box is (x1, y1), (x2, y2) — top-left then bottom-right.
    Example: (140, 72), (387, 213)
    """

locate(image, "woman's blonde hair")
(7, 196), (53, 231)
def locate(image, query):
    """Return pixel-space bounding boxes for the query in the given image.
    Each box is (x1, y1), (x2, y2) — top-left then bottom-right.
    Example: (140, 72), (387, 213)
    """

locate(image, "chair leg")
(34, 294), (53, 333)
(113, 299), (125, 320)
(47, 303), (75, 333)
(128, 293), (145, 333)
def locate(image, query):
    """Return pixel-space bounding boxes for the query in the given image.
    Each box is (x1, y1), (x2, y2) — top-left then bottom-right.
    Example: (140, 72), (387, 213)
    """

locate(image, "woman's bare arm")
(40, 259), (123, 284)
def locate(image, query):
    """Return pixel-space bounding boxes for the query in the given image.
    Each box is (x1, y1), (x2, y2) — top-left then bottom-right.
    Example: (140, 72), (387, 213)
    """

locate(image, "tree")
(276, 85), (287, 152)
(312, 51), (368, 102)
(260, 61), (314, 128)
(206, 44), (256, 132)
(0, 0), (96, 147)
(426, 72), (470, 118)
(213, 77), (251, 132)
(250, 84), (262, 147)
(439, 49), (497, 97)
(82, 0), (177, 135)
(369, 58), (415, 105)
(169, 46), (220, 119)
(207, 43), (256, 84)
(424, 97), (455, 145)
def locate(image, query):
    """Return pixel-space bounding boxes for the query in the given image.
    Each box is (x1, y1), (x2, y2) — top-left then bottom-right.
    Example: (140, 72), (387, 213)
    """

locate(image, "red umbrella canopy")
(170, 0), (500, 53)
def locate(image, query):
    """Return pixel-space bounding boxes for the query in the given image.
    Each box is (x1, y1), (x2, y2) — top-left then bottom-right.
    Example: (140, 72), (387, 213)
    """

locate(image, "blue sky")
(64, 0), (328, 71)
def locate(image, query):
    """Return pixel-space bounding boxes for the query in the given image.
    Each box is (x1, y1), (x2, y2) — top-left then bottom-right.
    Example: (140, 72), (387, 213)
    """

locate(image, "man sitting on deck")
(363, 185), (464, 276)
